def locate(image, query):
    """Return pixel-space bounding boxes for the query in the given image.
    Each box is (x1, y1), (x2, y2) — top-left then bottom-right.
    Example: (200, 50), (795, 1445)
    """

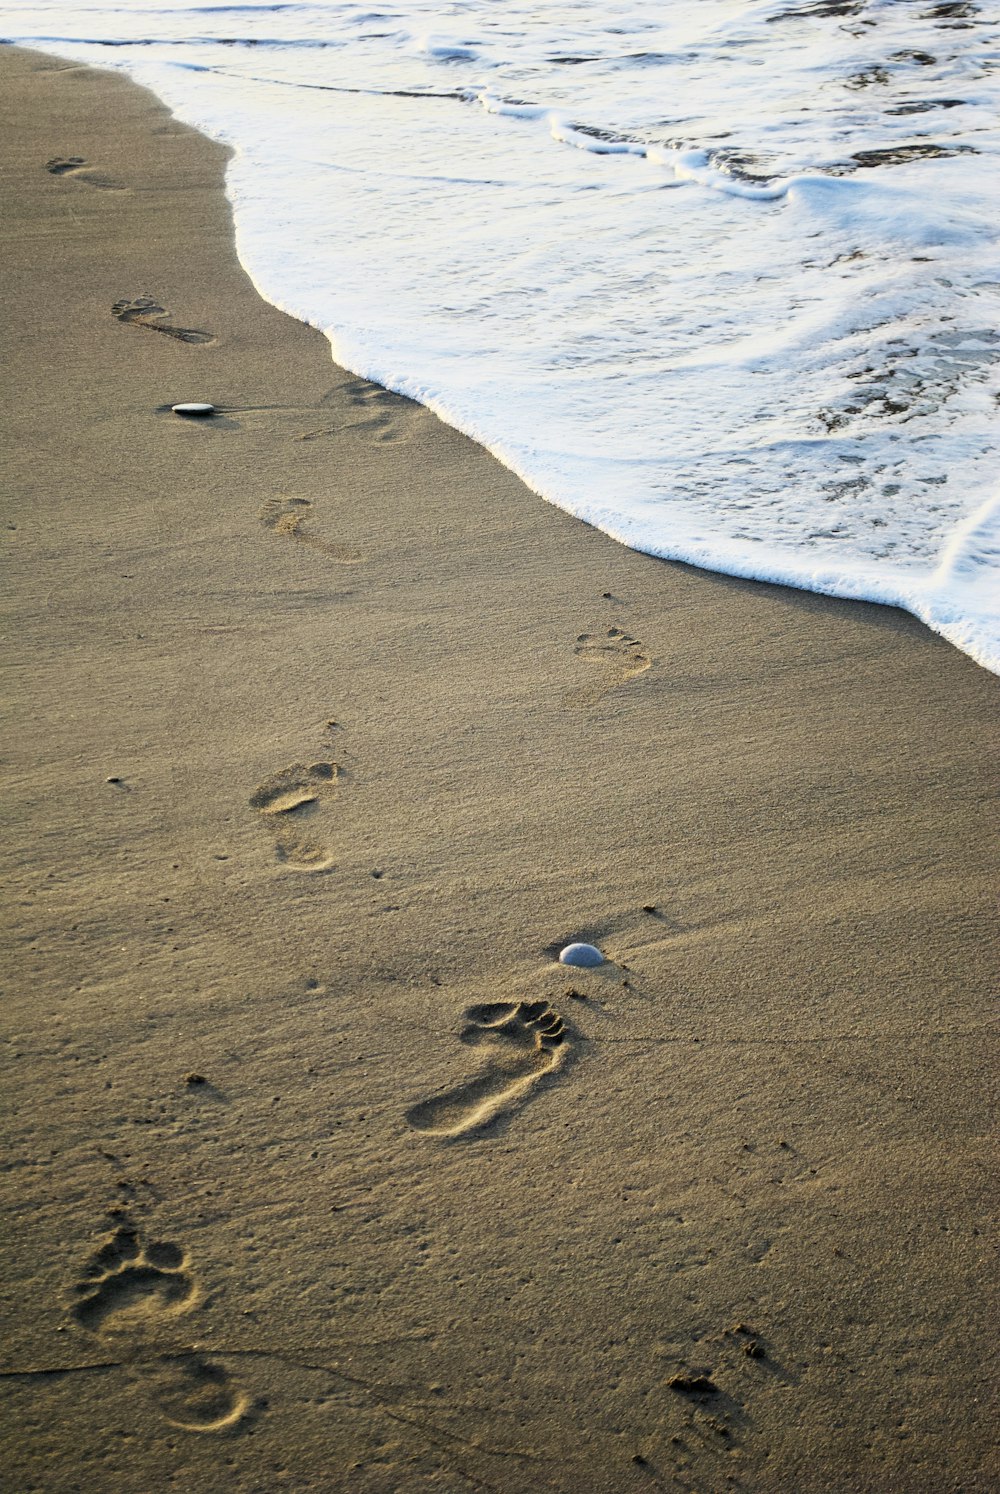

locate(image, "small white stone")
(171, 402), (215, 417)
(558, 942), (604, 968)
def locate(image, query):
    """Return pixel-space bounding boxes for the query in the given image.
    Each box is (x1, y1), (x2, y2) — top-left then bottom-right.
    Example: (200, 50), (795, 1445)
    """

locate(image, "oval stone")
(558, 942), (604, 968)
(171, 402), (215, 417)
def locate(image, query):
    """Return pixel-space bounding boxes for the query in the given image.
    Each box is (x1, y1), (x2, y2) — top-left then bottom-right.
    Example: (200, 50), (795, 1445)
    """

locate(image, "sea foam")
(6, 0), (999, 672)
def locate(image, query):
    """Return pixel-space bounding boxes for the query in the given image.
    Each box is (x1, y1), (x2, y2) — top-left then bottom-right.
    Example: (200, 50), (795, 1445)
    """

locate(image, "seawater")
(6, 0), (999, 672)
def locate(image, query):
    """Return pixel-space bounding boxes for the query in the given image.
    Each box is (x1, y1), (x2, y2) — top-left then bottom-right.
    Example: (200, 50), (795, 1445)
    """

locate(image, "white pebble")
(171, 402), (215, 417)
(558, 942), (604, 968)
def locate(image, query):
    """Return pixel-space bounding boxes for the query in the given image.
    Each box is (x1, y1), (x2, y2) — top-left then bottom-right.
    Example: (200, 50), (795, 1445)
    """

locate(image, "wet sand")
(1, 45), (997, 1493)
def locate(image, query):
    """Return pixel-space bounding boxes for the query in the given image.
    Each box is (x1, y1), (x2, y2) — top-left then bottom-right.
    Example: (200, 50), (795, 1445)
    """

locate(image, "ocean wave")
(5, 0), (998, 671)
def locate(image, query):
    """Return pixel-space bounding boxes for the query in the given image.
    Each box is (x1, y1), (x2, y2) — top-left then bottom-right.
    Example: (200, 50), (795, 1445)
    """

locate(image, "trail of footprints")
(53, 210), (657, 1450)
(71, 1222), (250, 1434)
(60, 328), (644, 1415)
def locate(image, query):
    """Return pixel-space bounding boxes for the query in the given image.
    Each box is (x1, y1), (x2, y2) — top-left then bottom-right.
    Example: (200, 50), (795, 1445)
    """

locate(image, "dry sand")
(1, 45), (997, 1494)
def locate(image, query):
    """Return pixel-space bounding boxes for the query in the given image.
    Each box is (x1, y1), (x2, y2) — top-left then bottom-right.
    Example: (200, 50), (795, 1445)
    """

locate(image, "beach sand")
(1, 45), (996, 1493)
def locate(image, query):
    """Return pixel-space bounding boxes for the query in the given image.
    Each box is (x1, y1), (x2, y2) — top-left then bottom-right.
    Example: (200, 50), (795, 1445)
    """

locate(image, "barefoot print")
(344, 379), (421, 442)
(259, 496), (364, 563)
(406, 1001), (572, 1139)
(71, 1225), (195, 1332)
(566, 627), (652, 705)
(111, 295), (215, 345)
(46, 156), (125, 191)
(297, 377), (420, 443)
(249, 760), (341, 871)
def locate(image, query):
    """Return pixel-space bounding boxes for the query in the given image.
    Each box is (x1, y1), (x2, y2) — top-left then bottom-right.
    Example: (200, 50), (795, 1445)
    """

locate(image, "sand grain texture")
(1, 46), (997, 1493)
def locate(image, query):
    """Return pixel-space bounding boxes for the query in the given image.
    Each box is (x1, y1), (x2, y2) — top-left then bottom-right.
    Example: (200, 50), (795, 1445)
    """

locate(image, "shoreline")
(1, 45), (997, 1493)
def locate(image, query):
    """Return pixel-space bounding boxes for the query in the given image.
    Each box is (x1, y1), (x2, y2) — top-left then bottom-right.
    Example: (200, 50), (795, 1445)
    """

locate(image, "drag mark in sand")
(567, 626), (652, 704)
(259, 496), (364, 563)
(406, 1001), (571, 1138)
(71, 1225), (195, 1333)
(46, 155), (125, 191)
(250, 760), (341, 871)
(111, 295), (215, 345)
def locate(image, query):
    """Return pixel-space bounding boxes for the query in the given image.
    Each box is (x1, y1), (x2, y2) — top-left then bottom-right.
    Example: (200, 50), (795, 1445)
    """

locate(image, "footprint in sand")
(259, 496), (364, 564)
(46, 156), (125, 191)
(566, 626), (652, 704)
(111, 295), (215, 345)
(406, 1001), (571, 1138)
(71, 1224), (196, 1332)
(298, 378), (419, 444)
(72, 1228), (252, 1433)
(249, 760), (341, 871)
(148, 1354), (252, 1434)
(346, 380), (420, 442)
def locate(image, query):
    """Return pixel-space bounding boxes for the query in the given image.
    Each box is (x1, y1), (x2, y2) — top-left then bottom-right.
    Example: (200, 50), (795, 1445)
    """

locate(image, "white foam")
(415, 33), (479, 63)
(6, 0), (999, 672)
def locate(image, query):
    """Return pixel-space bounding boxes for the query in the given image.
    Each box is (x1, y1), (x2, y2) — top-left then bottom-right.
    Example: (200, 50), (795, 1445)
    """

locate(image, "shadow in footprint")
(566, 626), (652, 705)
(259, 496), (364, 563)
(406, 1001), (572, 1139)
(112, 296), (215, 345)
(72, 1226), (195, 1332)
(47, 156), (125, 191)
